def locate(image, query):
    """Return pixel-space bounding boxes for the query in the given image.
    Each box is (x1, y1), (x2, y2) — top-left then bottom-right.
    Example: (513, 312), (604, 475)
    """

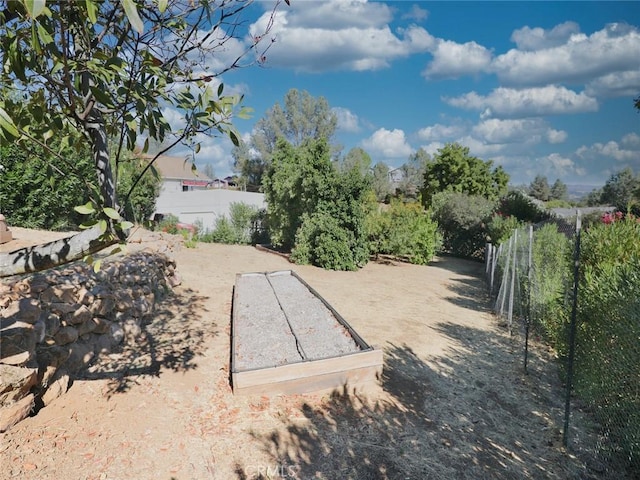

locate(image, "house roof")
(142, 155), (212, 182)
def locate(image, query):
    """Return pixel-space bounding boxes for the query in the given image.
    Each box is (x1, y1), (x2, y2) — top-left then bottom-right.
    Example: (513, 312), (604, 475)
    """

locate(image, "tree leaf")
(74, 202), (95, 215)
(229, 129), (240, 147)
(93, 259), (102, 273)
(121, 0), (144, 34)
(99, 219), (108, 234)
(36, 22), (53, 44)
(119, 221), (134, 230)
(24, 0), (46, 19)
(0, 107), (20, 139)
(157, 0), (167, 13)
(102, 207), (121, 220)
(85, 0), (98, 23)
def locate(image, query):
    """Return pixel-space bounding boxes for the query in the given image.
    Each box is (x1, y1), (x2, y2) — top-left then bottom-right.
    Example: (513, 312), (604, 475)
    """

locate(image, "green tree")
(341, 147), (371, 176)
(233, 88), (338, 188)
(601, 167), (640, 211)
(396, 147), (430, 200)
(431, 191), (495, 259)
(421, 143), (508, 206)
(550, 178), (568, 201)
(263, 137), (370, 270)
(371, 162), (392, 202)
(528, 174), (551, 201)
(116, 154), (161, 224)
(262, 138), (334, 250)
(0, 0), (285, 274)
(0, 143), (160, 229)
(0, 143), (93, 230)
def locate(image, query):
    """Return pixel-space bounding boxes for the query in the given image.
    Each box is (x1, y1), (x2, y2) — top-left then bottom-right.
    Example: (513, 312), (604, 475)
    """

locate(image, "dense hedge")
(574, 215), (640, 467)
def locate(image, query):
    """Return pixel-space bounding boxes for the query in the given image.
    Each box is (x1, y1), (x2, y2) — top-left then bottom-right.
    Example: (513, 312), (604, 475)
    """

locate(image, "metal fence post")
(508, 229), (518, 335)
(524, 225), (533, 373)
(563, 211), (582, 447)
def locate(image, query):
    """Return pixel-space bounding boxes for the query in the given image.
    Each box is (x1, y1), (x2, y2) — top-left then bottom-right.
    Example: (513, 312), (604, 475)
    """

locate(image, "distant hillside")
(566, 184), (601, 200)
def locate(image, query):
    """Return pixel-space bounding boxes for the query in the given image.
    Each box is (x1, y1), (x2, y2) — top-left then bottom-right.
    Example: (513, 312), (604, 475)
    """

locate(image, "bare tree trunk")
(0, 225), (118, 277)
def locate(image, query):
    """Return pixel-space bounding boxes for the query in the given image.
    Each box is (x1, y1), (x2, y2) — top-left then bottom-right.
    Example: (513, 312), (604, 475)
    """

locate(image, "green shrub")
(575, 215), (640, 468)
(486, 213), (523, 245)
(197, 202), (264, 245)
(0, 144), (94, 230)
(157, 214), (180, 234)
(291, 212), (357, 271)
(263, 137), (371, 270)
(498, 190), (550, 223)
(529, 223), (572, 349)
(431, 191), (495, 259)
(367, 200), (439, 265)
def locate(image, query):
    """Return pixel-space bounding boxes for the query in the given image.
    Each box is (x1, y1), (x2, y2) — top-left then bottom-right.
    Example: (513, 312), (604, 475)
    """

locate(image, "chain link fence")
(485, 212), (640, 477)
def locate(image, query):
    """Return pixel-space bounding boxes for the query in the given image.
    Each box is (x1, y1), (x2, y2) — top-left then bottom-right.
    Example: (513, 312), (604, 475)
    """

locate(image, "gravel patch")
(233, 273), (301, 371)
(265, 271), (359, 360)
(233, 271), (361, 372)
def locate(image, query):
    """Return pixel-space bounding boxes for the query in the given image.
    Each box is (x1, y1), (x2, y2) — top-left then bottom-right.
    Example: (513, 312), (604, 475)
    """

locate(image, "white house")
(148, 155), (265, 231)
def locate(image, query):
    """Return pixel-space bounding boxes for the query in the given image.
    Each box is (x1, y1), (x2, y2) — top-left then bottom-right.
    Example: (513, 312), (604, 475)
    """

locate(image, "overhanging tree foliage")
(0, 0), (286, 275)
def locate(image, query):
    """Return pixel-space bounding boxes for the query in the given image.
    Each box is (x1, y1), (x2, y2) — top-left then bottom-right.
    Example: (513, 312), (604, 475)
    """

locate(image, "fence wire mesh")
(486, 213), (640, 477)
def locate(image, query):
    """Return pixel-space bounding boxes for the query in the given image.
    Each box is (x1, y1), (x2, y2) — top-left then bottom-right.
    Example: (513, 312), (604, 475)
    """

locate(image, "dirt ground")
(0, 227), (611, 479)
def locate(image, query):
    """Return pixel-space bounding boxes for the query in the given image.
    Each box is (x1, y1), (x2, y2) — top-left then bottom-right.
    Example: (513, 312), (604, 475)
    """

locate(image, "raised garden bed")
(231, 270), (383, 396)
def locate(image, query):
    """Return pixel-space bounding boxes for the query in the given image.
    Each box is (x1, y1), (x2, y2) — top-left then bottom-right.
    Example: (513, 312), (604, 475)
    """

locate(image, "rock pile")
(0, 251), (180, 432)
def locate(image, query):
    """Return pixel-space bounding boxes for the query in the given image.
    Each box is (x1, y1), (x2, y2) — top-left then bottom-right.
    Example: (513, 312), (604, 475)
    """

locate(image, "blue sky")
(173, 0), (640, 188)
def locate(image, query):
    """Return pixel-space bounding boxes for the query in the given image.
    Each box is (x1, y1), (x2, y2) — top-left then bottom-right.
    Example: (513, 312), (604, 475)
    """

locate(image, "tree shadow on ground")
(238, 327), (617, 479)
(75, 286), (216, 396)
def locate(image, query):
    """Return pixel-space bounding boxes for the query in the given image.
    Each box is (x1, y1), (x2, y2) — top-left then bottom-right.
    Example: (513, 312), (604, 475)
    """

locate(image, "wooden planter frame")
(231, 270), (382, 396)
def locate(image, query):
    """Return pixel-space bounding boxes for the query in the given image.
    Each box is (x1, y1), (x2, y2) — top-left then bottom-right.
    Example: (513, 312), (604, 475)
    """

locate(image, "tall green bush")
(529, 223), (572, 350)
(498, 190), (550, 223)
(0, 144), (93, 230)
(366, 200), (439, 265)
(431, 191), (495, 259)
(575, 215), (640, 468)
(263, 137), (371, 270)
(485, 213), (523, 245)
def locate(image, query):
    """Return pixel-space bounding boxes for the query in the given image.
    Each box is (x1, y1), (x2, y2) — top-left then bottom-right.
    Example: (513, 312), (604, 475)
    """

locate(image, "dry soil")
(0, 227), (612, 479)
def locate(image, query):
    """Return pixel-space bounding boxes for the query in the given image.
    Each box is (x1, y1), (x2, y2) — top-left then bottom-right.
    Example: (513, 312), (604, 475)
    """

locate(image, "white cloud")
(492, 23), (640, 89)
(418, 141), (445, 157)
(445, 86), (598, 118)
(401, 4), (429, 22)
(277, 0), (394, 30)
(577, 140), (640, 163)
(622, 132), (640, 148)
(361, 128), (413, 158)
(585, 70), (640, 98)
(454, 136), (504, 157)
(472, 118), (567, 145)
(417, 123), (465, 141)
(546, 129), (568, 144)
(538, 153), (587, 178)
(510, 21), (580, 51)
(249, 5), (434, 72)
(333, 107), (362, 133)
(423, 39), (492, 79)
(160, 107), (186, 131)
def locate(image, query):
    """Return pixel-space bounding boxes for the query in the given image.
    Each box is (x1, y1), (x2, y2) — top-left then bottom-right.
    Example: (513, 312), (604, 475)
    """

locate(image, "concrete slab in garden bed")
(231, 270), (383, 396)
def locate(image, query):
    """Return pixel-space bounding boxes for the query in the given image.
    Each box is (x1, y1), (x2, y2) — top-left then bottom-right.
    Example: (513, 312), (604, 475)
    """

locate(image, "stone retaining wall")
(0, 251), (180, 432)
